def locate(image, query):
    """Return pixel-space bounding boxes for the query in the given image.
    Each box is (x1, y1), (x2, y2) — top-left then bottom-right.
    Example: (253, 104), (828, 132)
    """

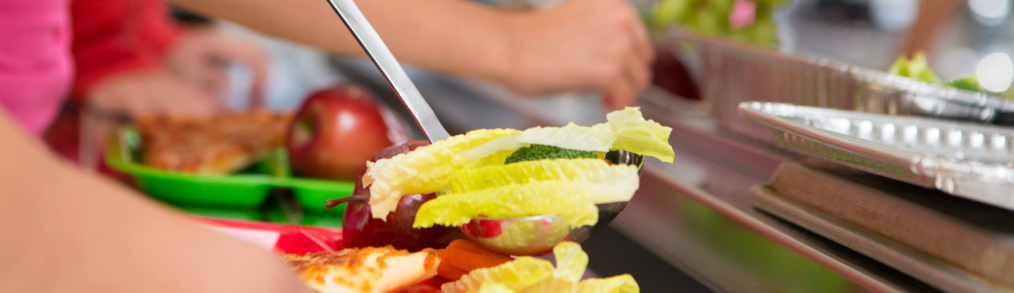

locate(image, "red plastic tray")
(193, 217), (343, 255)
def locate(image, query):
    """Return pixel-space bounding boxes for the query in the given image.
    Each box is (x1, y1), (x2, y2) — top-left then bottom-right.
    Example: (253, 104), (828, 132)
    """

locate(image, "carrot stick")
(437, 260), (470, 281)
(443, 240), (514, 272)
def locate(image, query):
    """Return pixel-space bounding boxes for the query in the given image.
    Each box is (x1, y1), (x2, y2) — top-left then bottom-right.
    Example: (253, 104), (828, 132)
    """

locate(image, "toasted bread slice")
(137, 110), (292, 173)
(284, 247), (441, 293)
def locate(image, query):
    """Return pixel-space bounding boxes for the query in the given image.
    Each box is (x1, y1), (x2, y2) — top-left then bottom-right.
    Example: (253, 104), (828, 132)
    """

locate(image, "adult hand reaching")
(167, 0), (652, 112)
(165, 28), (270, 107)
(85, 28), (269, 119)
(80, 69), (224, 170)
(86, 69), (223, 118)
(504, 0), (655, 111)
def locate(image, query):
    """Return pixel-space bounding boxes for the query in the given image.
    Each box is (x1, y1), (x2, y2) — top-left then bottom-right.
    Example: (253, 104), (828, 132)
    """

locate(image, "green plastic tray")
(175, 204), (264, 222)
(105, 126), (354, 213)
(264, 206), (344, 228)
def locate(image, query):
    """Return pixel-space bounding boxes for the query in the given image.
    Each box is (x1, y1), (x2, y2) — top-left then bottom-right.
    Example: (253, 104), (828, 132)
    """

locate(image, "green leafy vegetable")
(889, 52), (942, 84)
(946, 77), (981, 92)
(504, 144), (599, 165)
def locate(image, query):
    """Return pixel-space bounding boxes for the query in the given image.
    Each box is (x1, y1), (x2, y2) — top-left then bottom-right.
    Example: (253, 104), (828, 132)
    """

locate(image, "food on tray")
(370, 107), (672, 226)
(283, 246), (440, 293)
(328, 140), (468, 252)
(441, 241), (639, 293)
(437, 240), (514, 281)
(398, 279), (446, 293)
(281, 241), (637, 293)
(502, 144), (598, 164)
(287, 85), (409, 181)
(889, 51), (942, 84)
(889, 52), (1009, 96)
(946, 77), (982, 92)
(330, 107), (673, 251)
(646, 0), (786, 46)
(414, 175), (636, 229)
(137, 110), (292, 173)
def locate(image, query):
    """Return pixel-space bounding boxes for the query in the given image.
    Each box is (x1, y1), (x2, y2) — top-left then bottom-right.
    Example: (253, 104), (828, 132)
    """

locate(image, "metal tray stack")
(655, 28), (1014, 146)
(739, 101), (1014, 211)
(740, 103), (1014, 291)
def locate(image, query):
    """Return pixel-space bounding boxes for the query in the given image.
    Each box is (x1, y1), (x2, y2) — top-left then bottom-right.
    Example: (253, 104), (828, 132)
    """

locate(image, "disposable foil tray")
(739, 101), (1014, 211)
(657, 28), (1014, 145)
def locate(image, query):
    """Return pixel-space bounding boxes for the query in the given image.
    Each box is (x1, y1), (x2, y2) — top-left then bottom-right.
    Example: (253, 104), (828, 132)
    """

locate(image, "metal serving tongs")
(324, 0), (450, 143)
(325, 0), (641, 255)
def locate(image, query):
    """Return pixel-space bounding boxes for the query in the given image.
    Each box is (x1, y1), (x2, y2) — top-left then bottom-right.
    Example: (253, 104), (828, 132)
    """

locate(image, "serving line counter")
(330, 57), (968, 293)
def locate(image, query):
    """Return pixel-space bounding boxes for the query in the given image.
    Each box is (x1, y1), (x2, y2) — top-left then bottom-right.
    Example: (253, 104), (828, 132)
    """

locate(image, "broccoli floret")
(504, 144), (599, 164)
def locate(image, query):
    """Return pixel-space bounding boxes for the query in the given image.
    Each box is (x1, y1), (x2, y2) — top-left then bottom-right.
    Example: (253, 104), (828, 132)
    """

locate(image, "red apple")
(287, 85), (409, 181)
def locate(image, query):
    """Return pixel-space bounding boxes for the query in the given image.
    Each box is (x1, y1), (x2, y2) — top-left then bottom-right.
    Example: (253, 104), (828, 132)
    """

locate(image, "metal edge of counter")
(630, 100), (944, 292)
(751, 184), (1010, 293)
(645, 165), (901, 291)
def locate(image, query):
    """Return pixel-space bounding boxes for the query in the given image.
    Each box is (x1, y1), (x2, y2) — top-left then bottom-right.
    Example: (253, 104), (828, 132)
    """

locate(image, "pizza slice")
(284, 246), (441, 293)
(137, 110), (292, 174)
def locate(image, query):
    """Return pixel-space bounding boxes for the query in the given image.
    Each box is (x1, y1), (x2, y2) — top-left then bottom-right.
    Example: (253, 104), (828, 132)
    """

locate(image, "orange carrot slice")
(437, 261), (470, 281)
(437, 240), (515, 281)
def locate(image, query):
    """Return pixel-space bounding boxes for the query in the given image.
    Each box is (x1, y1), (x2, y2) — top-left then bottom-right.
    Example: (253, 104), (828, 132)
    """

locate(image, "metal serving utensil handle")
(325, 0), (451, 143)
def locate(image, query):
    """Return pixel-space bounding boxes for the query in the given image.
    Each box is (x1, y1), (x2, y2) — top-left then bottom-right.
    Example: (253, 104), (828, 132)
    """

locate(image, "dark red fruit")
(326, 140), (466, 251)
(287, 85), (410, 181)
(652, 47), (701, 100)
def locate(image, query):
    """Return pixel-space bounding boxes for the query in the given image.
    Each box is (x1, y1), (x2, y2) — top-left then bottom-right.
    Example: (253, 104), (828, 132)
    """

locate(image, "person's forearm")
(901, 0), (962, 56)
(167, 0), (654, 109)
(0, 110), (309, 292)
(167, 0), (517, 85)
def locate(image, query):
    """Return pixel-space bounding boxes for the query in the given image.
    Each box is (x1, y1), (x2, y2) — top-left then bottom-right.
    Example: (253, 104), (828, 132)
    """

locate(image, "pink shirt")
(0, 0), (72, 136)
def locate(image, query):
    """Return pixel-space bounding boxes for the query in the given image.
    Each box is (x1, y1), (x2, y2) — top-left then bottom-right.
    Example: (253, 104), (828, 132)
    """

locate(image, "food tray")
(105, 126), (354, 213)
(739, 101), (1014, 211)
(656, 28), (1014, 146)
(194, 217), (343, 254)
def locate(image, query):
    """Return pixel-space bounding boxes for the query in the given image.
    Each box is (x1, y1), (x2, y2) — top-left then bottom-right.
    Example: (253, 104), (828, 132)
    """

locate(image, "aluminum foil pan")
(658, 28), (1014, 146)
(739, 101), (1014, 211)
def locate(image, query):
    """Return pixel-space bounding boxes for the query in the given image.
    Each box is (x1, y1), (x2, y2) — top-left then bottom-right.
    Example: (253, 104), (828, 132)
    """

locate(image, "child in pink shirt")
(0, 0), (72, 136)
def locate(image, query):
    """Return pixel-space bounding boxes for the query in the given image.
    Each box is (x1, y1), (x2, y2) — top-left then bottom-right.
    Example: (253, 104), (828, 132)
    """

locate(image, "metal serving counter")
(331, 58), (947, 293)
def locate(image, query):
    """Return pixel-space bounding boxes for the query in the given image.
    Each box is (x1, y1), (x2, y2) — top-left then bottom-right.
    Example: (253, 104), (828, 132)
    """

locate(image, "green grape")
(676, 0), (785, 47)
(728, 22), (753, 40)
(754, 2), (773, 22)
(710, 0), (734, 16)
(652, 0), (692, 27)
(690, 7), (726, 35)
(751, 19), (779, 45)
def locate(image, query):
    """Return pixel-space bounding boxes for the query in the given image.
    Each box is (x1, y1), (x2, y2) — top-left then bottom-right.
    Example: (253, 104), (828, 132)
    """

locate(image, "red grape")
(652, 47), (701, 100)
(327, 140), (466, 251)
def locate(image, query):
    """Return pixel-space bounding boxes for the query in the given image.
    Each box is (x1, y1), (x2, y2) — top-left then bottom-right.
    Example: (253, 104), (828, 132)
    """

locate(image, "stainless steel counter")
(331, 58), (943, 292)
